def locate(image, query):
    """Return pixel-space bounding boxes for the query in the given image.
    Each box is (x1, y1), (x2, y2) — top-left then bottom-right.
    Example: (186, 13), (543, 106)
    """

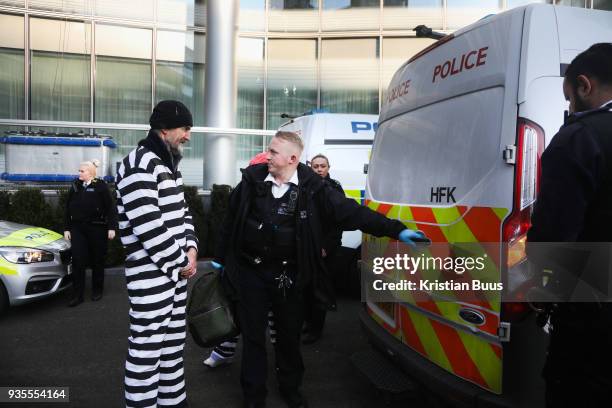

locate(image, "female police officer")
(303, 154), (344, 344)
(64, 159), (117, 306)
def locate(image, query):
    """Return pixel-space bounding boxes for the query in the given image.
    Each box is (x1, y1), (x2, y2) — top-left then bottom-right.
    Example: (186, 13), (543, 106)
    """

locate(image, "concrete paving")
(0, 263), (431, 408)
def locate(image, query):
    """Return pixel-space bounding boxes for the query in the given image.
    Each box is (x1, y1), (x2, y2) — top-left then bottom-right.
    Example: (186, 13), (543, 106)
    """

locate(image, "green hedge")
(1, 185), (233, 266)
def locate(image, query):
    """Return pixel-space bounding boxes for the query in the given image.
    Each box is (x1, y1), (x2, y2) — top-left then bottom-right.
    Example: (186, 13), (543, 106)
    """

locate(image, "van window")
(368, 87), (504, 205)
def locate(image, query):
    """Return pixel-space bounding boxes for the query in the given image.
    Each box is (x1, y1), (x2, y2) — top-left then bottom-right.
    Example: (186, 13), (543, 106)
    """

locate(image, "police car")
(0, 220), (71, 312)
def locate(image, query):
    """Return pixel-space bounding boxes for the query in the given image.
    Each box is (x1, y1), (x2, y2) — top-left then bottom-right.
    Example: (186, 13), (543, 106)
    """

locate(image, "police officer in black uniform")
(64, 159), (117, 307)
(302, 154), (344, 345)
(527, 43), (612, 407)
(213, 131), (427, 408)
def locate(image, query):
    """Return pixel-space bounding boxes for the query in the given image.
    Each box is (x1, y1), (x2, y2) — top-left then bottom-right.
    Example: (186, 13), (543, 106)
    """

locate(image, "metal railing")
(0, 119), (277, 137)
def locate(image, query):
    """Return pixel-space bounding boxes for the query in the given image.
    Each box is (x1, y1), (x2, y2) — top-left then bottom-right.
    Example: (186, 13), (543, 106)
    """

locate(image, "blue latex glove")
(398, 229), (430, 247)
(211, 261), (223, 270)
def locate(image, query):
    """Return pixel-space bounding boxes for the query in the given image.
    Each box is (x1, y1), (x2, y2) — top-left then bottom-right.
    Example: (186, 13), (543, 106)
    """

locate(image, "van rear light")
(502, 302), (530, 322)
(502, 118), (545, 322)
(503, 118), (545, 245)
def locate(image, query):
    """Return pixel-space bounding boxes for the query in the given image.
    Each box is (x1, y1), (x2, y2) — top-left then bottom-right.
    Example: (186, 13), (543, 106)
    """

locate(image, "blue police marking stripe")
(1, 173), (115, 183)
(0, 136), (116, 148)
(351, 121), (378, 133)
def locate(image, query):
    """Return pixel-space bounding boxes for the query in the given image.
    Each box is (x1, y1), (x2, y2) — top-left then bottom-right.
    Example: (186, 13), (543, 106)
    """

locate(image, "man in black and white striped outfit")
(116, 100), (198, 408)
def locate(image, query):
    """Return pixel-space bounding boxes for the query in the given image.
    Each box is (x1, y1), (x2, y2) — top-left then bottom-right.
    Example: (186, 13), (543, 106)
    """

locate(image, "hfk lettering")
(430, 187), (457, 203)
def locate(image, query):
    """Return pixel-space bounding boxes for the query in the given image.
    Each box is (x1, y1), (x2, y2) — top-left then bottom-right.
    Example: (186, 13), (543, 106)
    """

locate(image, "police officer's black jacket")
(321, 174), (344, 256)
(527, 105), (612, 379)
(215, 162), (406, 310)
(529, 105), (612, 242)
(65, 178), (118, 231)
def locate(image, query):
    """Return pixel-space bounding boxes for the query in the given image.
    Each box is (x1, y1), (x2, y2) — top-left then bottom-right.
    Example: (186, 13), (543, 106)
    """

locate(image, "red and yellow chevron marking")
(364, 200), (509, 394)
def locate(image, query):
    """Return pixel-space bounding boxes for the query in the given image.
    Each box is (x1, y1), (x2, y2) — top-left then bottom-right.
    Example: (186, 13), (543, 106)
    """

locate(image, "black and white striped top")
(116, 142), (198, 283)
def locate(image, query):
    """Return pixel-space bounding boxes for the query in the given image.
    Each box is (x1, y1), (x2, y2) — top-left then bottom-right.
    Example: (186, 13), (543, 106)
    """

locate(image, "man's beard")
(166, 142), (183, 156)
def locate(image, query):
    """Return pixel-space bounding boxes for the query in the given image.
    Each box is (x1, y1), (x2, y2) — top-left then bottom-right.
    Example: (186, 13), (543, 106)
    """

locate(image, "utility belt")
(240, 251), (296, 268)
(240, 251), (297, 297)
(72, 217), (107, 226)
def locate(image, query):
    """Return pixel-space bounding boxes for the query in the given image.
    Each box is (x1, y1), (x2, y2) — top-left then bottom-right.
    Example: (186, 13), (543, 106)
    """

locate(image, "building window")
(381, 37), (435, 101)
(156, 0), (206, 26)
(446, 0), (501, 30)
(95, 24), (152, 164)
(94, 0), (155, 22)
(156, 30), (206, 126)
(506, 0), (546, 8)
(321, 38), (379, 114)
(555, 0), (586, 6)
(0, 14), (24, 121)
(30, 18), (91, 124)
(269, 0), (319, 32)
(0, 1), (24, 7)
(267, 39), (317, 130)
(95, 24), (152, 125)
(237, 37), (265, 163)
(383, 0), (443, 30)
(593, 0), (612, 9)
(29, 0), (94, 14)
(240, 0), (266, 32)
(322, 0), (381, 31)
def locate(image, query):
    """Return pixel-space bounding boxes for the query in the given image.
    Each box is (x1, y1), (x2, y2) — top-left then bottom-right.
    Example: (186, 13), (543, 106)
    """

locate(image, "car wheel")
(0, 281), (9, 314)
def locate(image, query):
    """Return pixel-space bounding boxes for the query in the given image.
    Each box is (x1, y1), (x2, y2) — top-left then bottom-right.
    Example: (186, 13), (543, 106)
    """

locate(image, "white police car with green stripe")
(0, 221), (71, 312)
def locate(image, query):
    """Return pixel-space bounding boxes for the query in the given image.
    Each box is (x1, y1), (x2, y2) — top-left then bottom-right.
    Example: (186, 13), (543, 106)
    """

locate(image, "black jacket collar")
(138, 129), (181, 173)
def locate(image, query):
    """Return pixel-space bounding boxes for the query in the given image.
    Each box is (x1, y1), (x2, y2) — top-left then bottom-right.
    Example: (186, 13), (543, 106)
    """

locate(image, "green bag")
(187, 268), (239, 348)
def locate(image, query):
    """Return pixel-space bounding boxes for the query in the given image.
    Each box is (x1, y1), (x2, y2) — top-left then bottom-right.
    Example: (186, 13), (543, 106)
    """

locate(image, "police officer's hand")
(108, 230), (116, 240)
(64, 231), (71, 241)
(398, 229), (430, 247)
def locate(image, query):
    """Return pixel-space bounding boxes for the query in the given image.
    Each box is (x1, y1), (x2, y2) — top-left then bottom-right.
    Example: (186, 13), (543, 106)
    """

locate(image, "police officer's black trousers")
(544, 311), (612, 408)
(304, 255), (337, 335)
(70, 222), (107, 299)
(237, 263), (305, 404)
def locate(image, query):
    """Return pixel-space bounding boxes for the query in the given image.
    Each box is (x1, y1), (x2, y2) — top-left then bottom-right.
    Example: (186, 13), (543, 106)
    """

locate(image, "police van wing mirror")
(363, 164), (368, 174)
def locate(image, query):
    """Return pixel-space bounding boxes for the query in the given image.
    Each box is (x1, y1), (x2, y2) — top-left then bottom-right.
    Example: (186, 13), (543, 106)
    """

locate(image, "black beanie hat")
(149, 100), (193, 130)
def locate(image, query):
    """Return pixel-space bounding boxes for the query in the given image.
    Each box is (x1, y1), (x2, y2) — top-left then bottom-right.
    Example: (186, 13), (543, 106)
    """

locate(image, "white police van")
(279, 111), (377, 293)
(361, 4), (612, 407)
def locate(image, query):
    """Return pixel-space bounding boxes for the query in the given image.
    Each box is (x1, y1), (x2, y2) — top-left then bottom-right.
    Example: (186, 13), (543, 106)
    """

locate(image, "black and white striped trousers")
(125, 271), (188, 408)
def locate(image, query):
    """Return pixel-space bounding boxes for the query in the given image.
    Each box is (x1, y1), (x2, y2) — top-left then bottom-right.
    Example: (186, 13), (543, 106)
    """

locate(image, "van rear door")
(364, 6), (526, 395)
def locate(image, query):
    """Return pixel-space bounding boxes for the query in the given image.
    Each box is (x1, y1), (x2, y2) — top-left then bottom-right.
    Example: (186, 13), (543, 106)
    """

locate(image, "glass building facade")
(0, 0), (606, 186)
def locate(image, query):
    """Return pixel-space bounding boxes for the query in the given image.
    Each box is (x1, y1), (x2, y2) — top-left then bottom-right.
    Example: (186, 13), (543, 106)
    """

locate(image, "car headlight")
(0, 247), (55, 264)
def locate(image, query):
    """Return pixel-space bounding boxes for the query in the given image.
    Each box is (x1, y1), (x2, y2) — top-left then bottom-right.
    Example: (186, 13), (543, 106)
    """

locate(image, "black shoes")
(92, 292), (103, 301)
(301, 332), (321, 345)
(68, 296), (83, 307)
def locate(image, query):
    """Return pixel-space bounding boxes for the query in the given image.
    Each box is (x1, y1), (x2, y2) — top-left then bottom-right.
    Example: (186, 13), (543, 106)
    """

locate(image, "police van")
(279, 112), (377, 292)
(360, 4), (612, 407)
